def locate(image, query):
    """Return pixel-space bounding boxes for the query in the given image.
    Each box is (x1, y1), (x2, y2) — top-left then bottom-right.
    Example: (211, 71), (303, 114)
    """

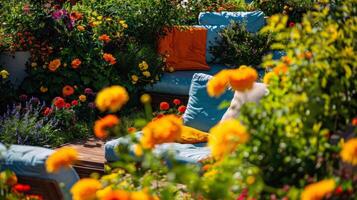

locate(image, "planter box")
(0, 51), (30, 87)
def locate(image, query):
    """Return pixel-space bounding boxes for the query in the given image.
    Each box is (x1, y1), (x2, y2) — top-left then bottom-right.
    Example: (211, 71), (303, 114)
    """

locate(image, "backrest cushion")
(158, 26), (210, 71)
(183, 73), (234, 132)
(198, 11), (266, 33)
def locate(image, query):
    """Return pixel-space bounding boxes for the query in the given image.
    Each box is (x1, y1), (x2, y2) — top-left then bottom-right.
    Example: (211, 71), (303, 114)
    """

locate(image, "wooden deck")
(58, 138), (106, 178)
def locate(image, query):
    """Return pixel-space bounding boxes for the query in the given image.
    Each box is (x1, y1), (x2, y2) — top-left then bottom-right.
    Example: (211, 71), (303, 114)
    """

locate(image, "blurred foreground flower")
(340, 138), (357, 166)
(208, 119), (249, 160)
(95, 85), (129, 112)
(71, 178), (101, 200)
(94, 115), (120, 139)
(301, 179), (335, 200)
(46, 147), (78, 173)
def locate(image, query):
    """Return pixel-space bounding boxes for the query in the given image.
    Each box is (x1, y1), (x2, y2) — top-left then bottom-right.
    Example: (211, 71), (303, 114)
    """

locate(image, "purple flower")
(84, 88), (93, 95)
(30, 97), (40, 105)
(52, 9), (67, 20)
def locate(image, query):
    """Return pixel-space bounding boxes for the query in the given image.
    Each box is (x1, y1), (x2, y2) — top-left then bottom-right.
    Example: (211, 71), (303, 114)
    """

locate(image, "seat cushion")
(144, 64), (231, 95)
(105, 132), (210, 164)
(198, 11), (266, 33)
(182, 73), (234, 132)
(0, 145), (79, 199)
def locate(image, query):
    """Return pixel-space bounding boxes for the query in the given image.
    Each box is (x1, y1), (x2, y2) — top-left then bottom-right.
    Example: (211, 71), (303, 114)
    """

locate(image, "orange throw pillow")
(158, 26), (210, 71)
(176, 125), (209, 144)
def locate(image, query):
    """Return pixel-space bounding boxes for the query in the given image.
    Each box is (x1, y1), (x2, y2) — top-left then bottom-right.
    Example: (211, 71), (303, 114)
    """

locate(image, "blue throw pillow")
(198, 11), (266, 33)
(183, 73), (234, 132)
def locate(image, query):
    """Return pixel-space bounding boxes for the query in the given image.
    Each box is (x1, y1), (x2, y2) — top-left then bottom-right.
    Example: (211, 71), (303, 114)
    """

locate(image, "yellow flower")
(340, 138), (357, 166)
(133, 144), (143, 157)
(95, 85), (129, 112)
(131, 190), (158, 200)
(119, 20), (128, 29)
(71, 178), (102, 200)
(208, 119), (249, 160)
(97, 16), (103, 20)
(140, 94), (151, 104)
(301, 179), (335, 200)
(96, 186), (113, 199)
(131, 75), (139, 83)
(0, 70), (10, 79)
(46, 147), (78, 173)
(40, 86), (48, 93)
(78, 95), (86, 102)
(168, 67), (175, 72)
(141, 115), (183, 149)
(246, 176), (256, 185)
(142, 71), (151, 78)
(203, 169), (218, 178)
(31, 62), (38, 67)
(207, 70), (230, 97)
(263, 71), (277, 85)
(228, 66), (258, 92)
(139, 61), (149, 71)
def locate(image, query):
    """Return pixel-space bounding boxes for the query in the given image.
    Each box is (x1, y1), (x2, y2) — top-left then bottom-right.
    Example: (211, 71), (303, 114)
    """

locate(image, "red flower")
(12, 184), (31, 193)
(127, 127), (137, 133)
(289, 22), (295, 27)
(54, 97), (65, 109)
(65, 103), (71, 109)
(178, 105), (186, 113)
(43, 107), (53, 116)
(352, 117), (357, 126)
(71, 100), (78, 106)
(173, 99), (181, 106)
(159, 102), (170, 111)
(335, 186), (343, 195)
(26, 194), (43, 200)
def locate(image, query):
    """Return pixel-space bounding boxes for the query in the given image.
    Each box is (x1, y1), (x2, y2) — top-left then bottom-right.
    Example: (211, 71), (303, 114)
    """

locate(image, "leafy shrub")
(209, 22), (271, 67)
(0, 68), (15, 114)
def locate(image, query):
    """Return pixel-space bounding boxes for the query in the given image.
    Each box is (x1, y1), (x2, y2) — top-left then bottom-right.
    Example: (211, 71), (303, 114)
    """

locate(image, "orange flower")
(70, 11), (83, 21)
(48, 59), (61, 72)
(99, 34), (111, 43)
(100, 190), (130, 200)
(273, 63), (288, 75)
(340, 138), (357, 166)
(46, 147), (78, 173)
(94, 115), (120, 139)
(77, 25), (85, 31)
(141, 115), (182, 149)
(301, 179), (335, 200)
(71, 178), (101, 200)
(103, 53), (116, 65)
(207, 70), (230, 97)
(352, 117), (357, 126)
(229, 66), (258, 92)
(71, 58), (82, 69)
(62, 85), (75, 97)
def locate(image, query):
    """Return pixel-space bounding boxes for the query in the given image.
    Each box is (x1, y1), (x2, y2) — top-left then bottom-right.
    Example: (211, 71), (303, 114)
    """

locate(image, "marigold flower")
(70, 11), (83, 21)
(71, 178), (102, 200)
(178, 105), (186, 113)
(79, 94), (87, 102)
(133, 144), (143, 157)
(282, 56), (292, 65)
(141, 115), (182, 149)
(263, 71), (277, 85)
(95, 85), (129, 112)
(140, 94), (151, 104)
(207, 70), (230, 97)
(46, 147), (78, 173)
(273, 63), (289, 75)
(159, 102), (170, 111)
(103, 53), (116, 65)
(71, 58), (81, 69)
(54, 97), (65, 109)
(99, 34), (111, 43)
(99, 190), (130, 200)
(0, 70), (9, 79)
(131, 75), (139, 83)
(142, 71), (151, 78)
(94, 114), (120, 139)
(77, 25), (85, 31)
(229, 66), (258, 92)
(340, 138), (357, 166)
(139, 61), (149, 71)
(173, 99), (181, 106)
(48, 59), (61, 72)
(40, 86), (48, 93)
(208, 119), (249, 160)
(63, 85), (75, 97)
(301, 179), (335, 200)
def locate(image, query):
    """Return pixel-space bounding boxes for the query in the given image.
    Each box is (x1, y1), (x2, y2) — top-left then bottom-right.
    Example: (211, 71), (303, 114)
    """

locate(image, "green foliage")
(210, 22), (271, 67)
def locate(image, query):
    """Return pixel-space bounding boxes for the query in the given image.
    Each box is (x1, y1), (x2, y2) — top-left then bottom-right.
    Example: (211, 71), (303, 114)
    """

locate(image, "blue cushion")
(105, 132), (210, 164)
(182, 73), (234, 132)
(198, 11), (266, 33)
(0, 145), (79, 200)
(144, 64), (231, 95)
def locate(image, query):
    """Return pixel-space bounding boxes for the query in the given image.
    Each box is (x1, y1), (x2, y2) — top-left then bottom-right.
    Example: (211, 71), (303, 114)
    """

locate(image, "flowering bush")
(0, 68), (15, 113)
